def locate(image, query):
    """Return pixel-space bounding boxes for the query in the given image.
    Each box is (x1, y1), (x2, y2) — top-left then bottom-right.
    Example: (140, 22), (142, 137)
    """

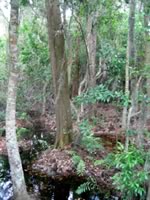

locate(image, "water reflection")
(90, 195), (100, 200)
(68, 191), (73, 200)
(0, 178), (119, 200)
(0, 179), (12, 200)
(0, 156), (119, 200)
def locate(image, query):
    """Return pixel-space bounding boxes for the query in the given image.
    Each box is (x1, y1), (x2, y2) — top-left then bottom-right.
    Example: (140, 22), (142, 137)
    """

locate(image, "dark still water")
(0, 155), (119, 200)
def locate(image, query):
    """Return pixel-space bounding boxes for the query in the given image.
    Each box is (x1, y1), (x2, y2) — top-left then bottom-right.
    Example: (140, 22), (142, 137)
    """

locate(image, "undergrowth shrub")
(112, 143), (148, 200)
(94, 144), (148, 199)
(71, 120), (103, 196)
(74, 84), (124, 105)
(71, 152), (85, 176)
(17, 112), (29, 120)
(0, 111), (5, 121)
(76, 177), (97, 195)
(17, 127), (31, 140)
(79, 119), (102, 153)
(94, 153), (115, 168)
(33, 139), (49, 151)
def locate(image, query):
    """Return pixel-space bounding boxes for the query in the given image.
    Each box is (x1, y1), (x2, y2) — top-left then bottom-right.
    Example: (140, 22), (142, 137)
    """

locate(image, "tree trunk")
(147, 78), (150, 118)
(147, 182), (150, 200)
(71, 63), (80, 98)
(86, 14), (97, 88)
(144, 2), (150, 199)
(62, 0), (73, 88)
(86, 14), (97, 117)
(136, 96), (147, 147)
(71, 38), (80, 98)
(42, 82), (48, 115)
(144, 1), (150, 118)
(122, 0), (136, 129)
(6, 0), (30, 199)
(144, 151), (150, 200)
(46, 0), (72, 148)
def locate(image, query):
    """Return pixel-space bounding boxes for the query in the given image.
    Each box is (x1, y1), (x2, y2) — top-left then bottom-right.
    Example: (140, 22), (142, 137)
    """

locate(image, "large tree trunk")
(5, 0), (30, 199)
(144, 150), (150, 200)
(71, 38), (80, 98)
(144, 1), (150, 198)
(86, 14), (97, 117)
(122, 0), (136, 129)
(86, 14), (97, 88)
(147, 182), (150, 200)
(42, 82), (48, 115)
(46, 0), (72, 148)
(144, 1), (150, 118)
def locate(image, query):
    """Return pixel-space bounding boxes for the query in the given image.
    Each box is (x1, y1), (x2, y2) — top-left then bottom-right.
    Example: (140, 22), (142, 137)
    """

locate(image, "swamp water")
(0, 147), (119, 200)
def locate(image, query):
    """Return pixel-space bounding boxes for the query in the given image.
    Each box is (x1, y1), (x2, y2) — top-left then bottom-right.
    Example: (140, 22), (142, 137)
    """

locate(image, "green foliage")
(98, 41), (126, 82)
(126, 129), (137, 136)
(17, 127), (30, 140)
(79, 120), (102, 153)
(17, 112), (29, 120)
(0, 38), (7, 113)
(72, 152), (85, 176)
(36, 139), (49, 150)
(20, 18), (50, 81)
(94, 144), (149, 199)
(74, 85), (124, 105)
(0, 39), (7, 70)
(144, 130), (150, 138)
(94, 153), (115, 168)
(20, 0), (29, 6)
(112, 144), (148, 199)
(76, 177), (97, 195)
(17, 16), (51, 111)
(0, 128), (5, 137)
(0, 111), (5, 121)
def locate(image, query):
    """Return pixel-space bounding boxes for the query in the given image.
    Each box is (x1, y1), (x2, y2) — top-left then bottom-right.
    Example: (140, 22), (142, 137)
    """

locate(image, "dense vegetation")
(0, 0), (150, 199)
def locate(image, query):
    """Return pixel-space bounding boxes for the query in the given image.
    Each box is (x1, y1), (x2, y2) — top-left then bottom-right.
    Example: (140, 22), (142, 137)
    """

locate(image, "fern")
(79, 120), (102, 153)
(77, 159), (86, 176)
(76, 178), (97, 195)
(72, 153), (86, 176)
(94, 153), (116, 168)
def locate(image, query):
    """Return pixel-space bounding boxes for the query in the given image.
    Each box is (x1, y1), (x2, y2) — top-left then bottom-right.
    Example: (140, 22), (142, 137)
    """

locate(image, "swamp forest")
(0, 0), (150, 199)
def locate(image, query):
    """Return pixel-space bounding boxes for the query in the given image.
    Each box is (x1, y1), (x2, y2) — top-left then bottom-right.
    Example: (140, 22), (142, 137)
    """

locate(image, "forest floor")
(0, 103), (150, 194)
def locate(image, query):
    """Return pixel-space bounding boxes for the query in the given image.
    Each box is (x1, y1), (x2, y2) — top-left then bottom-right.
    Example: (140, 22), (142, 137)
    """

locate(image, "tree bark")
(86, 13), (97, 117)
(144, 0), (150, 118)
(6, 0), (31, 199)
(71, 37), (80, 98)
(46, 0), (72, 148)
(144, 2), (150, 199)
(122, 0), (136, 129)
(86, 14), (97, 88)
(144, 150), (150, 200)
(147, 182), (150, 200)
(42, 82), (48, 115)
(136, 96), (147, 147)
